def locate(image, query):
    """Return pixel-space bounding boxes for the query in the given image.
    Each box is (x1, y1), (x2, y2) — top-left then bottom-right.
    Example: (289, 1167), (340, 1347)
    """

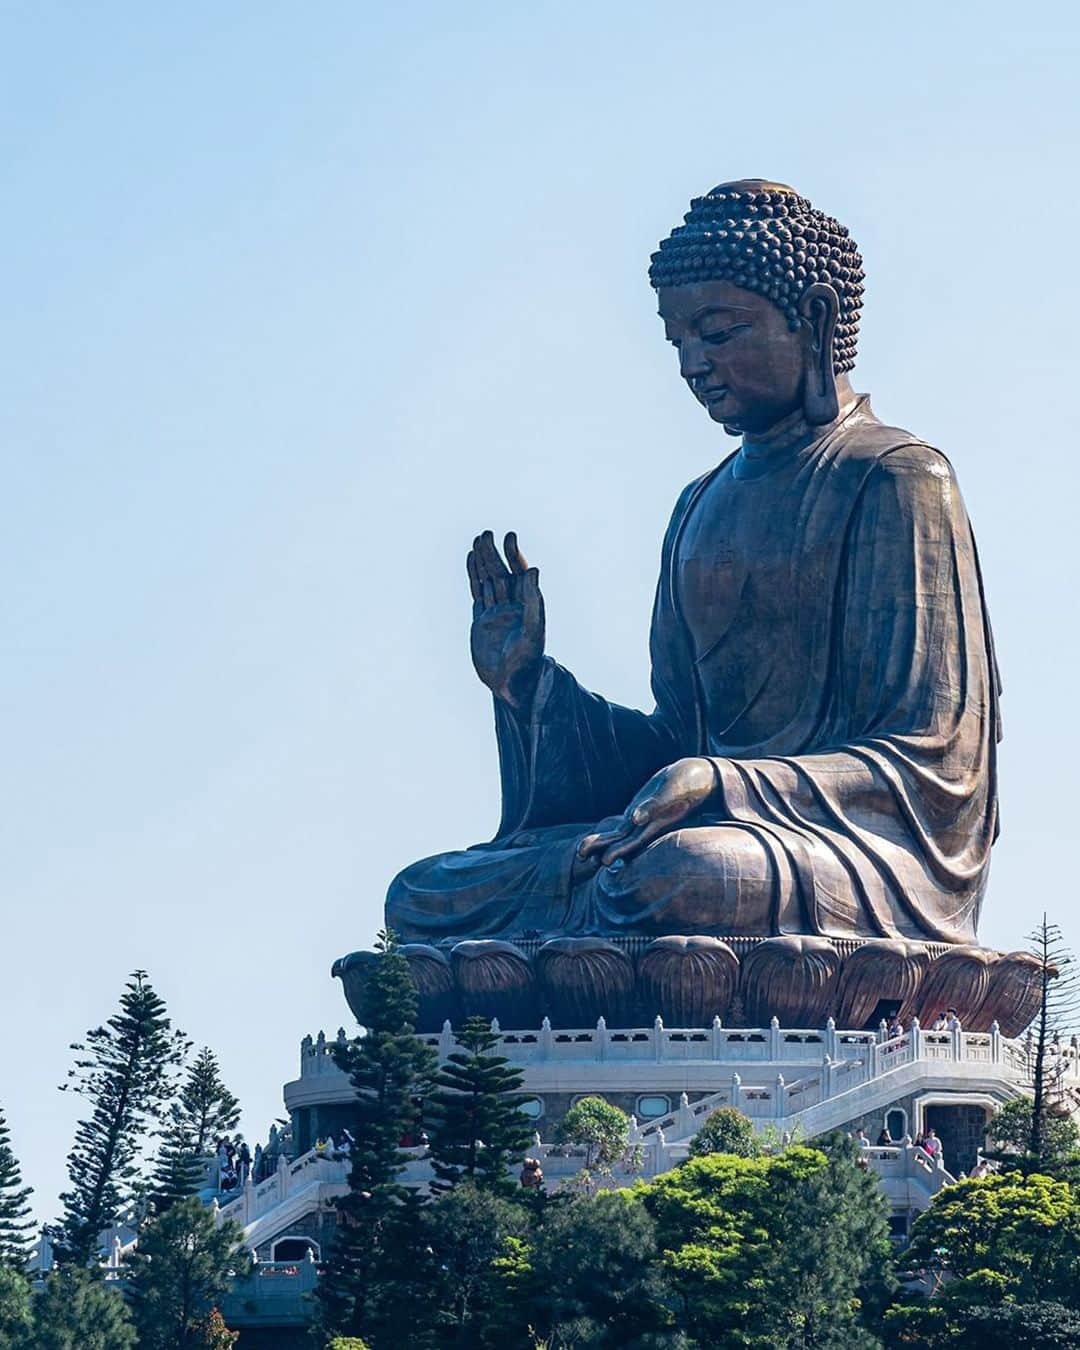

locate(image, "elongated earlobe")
(800, 283), (840, 425)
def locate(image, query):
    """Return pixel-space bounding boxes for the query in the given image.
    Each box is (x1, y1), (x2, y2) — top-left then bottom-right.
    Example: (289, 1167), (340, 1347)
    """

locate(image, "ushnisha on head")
(650, 180), (866, 436)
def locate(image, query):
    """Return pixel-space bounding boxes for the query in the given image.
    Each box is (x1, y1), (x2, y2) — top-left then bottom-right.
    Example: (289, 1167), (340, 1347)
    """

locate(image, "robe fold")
(387, 398), (1000, 945)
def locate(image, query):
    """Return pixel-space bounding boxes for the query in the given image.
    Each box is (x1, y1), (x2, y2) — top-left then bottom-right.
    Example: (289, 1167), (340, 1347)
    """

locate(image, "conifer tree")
(151, 1048), (240, 1211)
(1027, 917), (1080, 1167)
(56, 970), (189, 1265)
(126, 1195), (251, 1349)
(32, 1265), (137, 1350)
(316, 930), (438, 1344)
(0, 1106), (33, 1270)
(427, 1015), (533, 1193)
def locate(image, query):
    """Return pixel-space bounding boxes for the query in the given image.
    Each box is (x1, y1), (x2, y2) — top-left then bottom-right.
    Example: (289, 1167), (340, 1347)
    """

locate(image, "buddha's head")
(649, 181), (864, 436)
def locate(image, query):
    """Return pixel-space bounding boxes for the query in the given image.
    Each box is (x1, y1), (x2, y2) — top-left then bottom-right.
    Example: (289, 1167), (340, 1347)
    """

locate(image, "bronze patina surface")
(340, 180), (1023, 1030)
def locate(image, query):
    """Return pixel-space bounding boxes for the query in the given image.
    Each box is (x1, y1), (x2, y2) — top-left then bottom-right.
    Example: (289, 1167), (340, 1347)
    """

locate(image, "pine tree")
(1027, 917), (1080, 1167)
(316, 930), (439, 1345)
(126, 1195), (251, 1350)
(427, 1015), (533, 1193)
(0, 1106), (33, 1270)
(151, 1048), (240, 1212)
(32, 1265), (137, 1350)
(56, 970), (189, 1265)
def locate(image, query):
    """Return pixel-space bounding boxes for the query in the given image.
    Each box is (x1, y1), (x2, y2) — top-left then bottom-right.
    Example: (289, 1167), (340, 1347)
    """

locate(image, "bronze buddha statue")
(337, 181), (1038, 1034)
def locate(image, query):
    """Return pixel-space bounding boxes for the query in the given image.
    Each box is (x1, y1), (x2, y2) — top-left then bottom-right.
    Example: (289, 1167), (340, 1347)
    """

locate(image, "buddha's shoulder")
(839, 414), (954, 484)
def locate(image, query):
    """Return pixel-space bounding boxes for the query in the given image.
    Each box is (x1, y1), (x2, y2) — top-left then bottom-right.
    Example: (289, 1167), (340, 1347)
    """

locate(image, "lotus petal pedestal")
(637, 936), (739, 1025)
(739, 936), (841, 1027)
(535, 937), (635, 1027)
(450, 940), (539, 1026)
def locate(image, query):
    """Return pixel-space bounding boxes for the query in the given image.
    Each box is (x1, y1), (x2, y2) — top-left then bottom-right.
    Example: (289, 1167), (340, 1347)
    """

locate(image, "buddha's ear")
(798, 282), (840, 425)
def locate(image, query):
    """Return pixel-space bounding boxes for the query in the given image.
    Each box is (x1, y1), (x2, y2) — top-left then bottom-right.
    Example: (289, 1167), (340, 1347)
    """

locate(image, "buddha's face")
(658, 280), (810, 436)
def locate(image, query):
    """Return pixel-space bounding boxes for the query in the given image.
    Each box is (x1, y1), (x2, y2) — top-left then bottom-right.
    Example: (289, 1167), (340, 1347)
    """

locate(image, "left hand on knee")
(578, 757), (719, 867)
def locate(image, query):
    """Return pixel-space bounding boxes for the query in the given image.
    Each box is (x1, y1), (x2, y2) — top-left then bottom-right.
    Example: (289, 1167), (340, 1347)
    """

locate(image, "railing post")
(627, 1114), (641, 1144)
(677, 1092), (694, 1137)
(439, 1020), (454, 1059)
(879, 1018), (889, 1043)
(243, 1171), (254, 1224)
(597, 1016), (609, 1062)
(711, 1014), (723, 1059)
(775, 1074), (785, 1119)
(991, 1021), (1001, 1064)
(278, 1153), (289, 1200)
(822, 1054), (834, 1099)
(300, 1034), (312, 1074)
(769, 1016), (781, 1059)
(910, 1017), (922, 1059)
(869, 1039), (879, 1079)
(824, 1016), (838, 1060)
(652, 1127), (666, 1177)
(952, 1025), (964, 1061)
(654, 1015), (664, 1063)
(540, 1016), (553, 1059)
(731, 1071), (742, 1112)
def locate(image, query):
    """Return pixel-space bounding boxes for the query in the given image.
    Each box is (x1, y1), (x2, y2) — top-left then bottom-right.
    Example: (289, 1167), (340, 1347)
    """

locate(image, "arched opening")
(271, 1236), (320, 1263)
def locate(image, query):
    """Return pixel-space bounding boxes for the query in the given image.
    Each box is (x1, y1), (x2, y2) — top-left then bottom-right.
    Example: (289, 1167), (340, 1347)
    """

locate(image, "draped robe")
(386, 399), (1000, 946)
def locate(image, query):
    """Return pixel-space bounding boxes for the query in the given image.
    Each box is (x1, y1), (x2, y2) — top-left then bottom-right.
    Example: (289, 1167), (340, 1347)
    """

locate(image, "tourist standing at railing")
(921, 1127), (941, 1160)
(877, 1127), (893, 1146)
(238, 1140), (252, 1184)
(946, 1008), (962, 1032)
(887, 1015), (904, 1041)
(253, 1142), (264, 1183)
(854, 1128), (870, 1148)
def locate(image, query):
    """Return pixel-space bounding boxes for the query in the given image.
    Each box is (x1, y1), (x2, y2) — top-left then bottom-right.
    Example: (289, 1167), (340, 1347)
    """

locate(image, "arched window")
(271, 1237), (320, 1262)
(886, 1108), (907, 1141)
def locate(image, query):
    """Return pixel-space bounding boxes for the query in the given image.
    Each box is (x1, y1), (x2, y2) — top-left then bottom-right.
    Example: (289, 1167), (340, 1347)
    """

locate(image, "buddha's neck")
(742, 377), (859, 454)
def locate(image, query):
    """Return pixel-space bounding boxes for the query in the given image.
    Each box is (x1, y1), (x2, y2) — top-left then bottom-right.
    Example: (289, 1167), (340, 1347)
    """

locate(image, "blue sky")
(3, 1), (1078, 1223)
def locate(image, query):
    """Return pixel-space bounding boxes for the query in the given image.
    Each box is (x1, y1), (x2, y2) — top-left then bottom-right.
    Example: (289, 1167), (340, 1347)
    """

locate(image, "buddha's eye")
(702, 323), (749, 345)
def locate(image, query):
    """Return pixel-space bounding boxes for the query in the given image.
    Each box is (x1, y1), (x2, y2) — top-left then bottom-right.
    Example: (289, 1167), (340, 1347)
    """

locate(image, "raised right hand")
(467, 530), (545, 708)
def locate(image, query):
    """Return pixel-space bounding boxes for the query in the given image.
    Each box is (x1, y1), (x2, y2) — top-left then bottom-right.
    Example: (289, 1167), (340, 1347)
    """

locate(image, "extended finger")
(466, 550), (483, 602)
(600, 817), (667, 866)
(482, 578), (496, 608)
(521, 568), (542, 625)
(578, 820), (631, 858)
(479, 529), (511, 579)
(505, 531), (530, 574)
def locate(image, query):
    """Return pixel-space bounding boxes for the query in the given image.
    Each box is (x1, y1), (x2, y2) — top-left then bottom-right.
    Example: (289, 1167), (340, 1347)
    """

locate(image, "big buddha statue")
(337, 181), (1039, 1035)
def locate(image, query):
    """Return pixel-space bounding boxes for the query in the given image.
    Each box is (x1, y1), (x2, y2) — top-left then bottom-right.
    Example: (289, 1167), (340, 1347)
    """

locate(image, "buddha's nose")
(679, 340), (709, 381)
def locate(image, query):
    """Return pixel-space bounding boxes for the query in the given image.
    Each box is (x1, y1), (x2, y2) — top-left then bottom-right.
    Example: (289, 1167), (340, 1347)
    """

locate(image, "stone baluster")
(653, 1015), (665, 1062)
(540, 1016), (553, 1059)
(676, 1092), (694, 1137)
(316, 1030), (326, 1057)
(991, 1020), (1001, 1064)
(822, 1054), (834, 1100)
(300, 1035), (313, 1072)
(730, 1071), (742, 1112)
(277, 1152), (290, 1200)
(596, 1016), (609, 1062)
(910, 1017), (922, 1059)
(951, 1023), (964, 1060)
(627, 1114), (641, 1144)
(490, 1017), (501, 1037)
(769, 1016), (781, 1059)
(652, 1127), (666, 1177)
(879, 1018), (889, 1043)
(711, 1014), (724, 1059)
(824, 1016), (838, 1060)
(775, 1074), (786, 1119)
(243, 1169), (254, 1224)
(439, 1019), (455, 1059)
(868, 1037), (879, 1079)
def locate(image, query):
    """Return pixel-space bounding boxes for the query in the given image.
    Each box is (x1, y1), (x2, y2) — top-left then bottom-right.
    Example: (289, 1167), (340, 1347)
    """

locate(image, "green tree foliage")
(125, 1196), (251, 1350)
(903, 1172), (1080, 1308)
(428, 1016), (534, 1193)
(982, 1095), (1080, 1181)
(419, 1182), (530, 1346)
(687, 1107), (758, 1159)
(31, 1266), (137, 1350)
(57, 970), (189, 1265)
(525, 1190), (685, 1349)
(151, 1048), (241, 1211)
(0, 1267), (33, 1350)
(0, 1109), (33, 1270)
(644, 1141), (892, 1348)
(327, 1340), (371, 1350)
(189, 1308), (238, 1350)
(885, 1298), (1080, 1349)
(554, 1096), (632, 1175)
(316, 930), (439, 1345)
(1024, 918), (1079, 1168)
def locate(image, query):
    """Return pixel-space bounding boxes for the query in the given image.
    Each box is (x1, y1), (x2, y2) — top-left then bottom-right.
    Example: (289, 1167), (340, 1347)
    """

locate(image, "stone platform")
(333, 935), (1044, 1038)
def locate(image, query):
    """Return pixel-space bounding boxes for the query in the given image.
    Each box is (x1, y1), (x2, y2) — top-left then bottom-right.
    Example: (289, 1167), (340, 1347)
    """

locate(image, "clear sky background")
(3, 1), (1078, 1225)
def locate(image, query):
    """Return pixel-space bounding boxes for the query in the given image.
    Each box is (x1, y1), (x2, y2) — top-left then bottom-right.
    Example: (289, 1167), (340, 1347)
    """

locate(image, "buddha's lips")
(701, 386), (729, 404)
